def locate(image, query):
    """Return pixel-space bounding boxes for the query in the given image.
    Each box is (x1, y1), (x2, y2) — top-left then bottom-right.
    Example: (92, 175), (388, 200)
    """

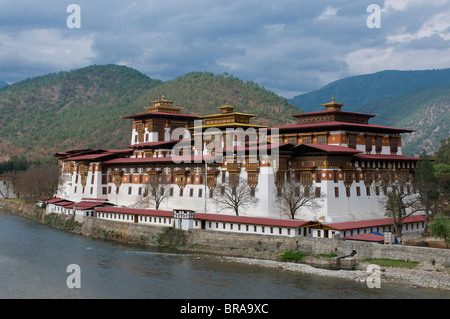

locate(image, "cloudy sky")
(0, 0), (449, 97)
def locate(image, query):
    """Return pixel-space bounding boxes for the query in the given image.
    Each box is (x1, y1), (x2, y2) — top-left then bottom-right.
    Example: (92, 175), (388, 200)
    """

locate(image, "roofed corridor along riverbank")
(1, 209), (448, 299)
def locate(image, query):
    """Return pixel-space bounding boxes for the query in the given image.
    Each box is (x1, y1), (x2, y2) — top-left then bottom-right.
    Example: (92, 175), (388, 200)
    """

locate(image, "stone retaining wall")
(1, 199), (449, 266)
(185, 228), (450, 266)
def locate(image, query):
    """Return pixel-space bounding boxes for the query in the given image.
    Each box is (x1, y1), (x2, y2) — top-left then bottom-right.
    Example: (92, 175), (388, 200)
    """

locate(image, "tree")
(380, 171), (420, 243)
(0, 172), (14, 198)
(434, 137), (450, 165)
(9, 164), (59, 201)
(414, 152), (441, 235)
(274, 180), (324, 220)
(136, 173), (170, 210)
(213, 178), (258, 216)
(434, 163), (450, 177)
(430, 213), (450, 248)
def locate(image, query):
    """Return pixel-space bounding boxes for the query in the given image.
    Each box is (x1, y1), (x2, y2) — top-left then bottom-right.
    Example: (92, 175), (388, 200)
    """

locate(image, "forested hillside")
(289, 69), (450, 113)
(131, 72), (298, 127)
(1, 64), (448, 161)
(360, 85), (450, 156)
(289, 69), (450, 155)
(0, 65), (297, 161)
(0, 65), (161, 161)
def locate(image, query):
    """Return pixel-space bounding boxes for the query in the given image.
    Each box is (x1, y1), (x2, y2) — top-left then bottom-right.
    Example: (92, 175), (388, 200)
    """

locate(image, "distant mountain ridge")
(0, 64), (161, 161)
(0, 65), (448, 161)
(360, 84), (450, 156)
(289, 69), (450, 113)
(0, 65), (297, 161)
(289, 68), (450, 155)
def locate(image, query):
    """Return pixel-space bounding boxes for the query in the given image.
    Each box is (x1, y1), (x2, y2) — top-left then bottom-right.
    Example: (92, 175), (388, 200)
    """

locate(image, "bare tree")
(9, 164), (59, 201)
(274, 180), (324, 219)
(378, 171), (420, 243)
(213, 178), (258, 216)
(136, 173), (171, 210)
(413, 153), (443, 235)
(0, 172), (14, 198)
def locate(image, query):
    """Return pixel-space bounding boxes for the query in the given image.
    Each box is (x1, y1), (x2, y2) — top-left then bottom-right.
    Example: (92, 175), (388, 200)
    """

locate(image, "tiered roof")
(122, 95), (199, 120)
(275, 97), (414, 134)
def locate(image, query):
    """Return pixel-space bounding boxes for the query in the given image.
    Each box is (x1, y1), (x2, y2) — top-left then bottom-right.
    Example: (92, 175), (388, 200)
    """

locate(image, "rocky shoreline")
(216, 256), (450, 291)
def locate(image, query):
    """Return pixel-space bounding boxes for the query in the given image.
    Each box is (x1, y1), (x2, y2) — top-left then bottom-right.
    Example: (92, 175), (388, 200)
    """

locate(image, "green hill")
(289, 69), (450, 113)
(131, 72), (298, 127)
(1, 64), (448, 161)
(360, 85), (450, 156)
(0, 81), (7, 89)
(0, 64), (161, 160)
(0, 66), (297, 161)
(288, 69), (450, 155)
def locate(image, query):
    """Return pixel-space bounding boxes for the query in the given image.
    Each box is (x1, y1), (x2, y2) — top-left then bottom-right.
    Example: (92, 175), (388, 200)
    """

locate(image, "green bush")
(278, 250), (306, 262)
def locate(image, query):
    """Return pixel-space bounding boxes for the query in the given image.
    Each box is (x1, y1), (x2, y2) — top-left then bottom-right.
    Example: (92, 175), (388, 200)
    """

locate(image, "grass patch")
(278, 250), (307, 262)
(5, 198), (26, 204)
(363, 258), (419, 269)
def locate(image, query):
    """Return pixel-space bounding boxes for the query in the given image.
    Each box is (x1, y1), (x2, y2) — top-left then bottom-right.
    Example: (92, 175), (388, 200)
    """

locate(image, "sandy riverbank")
(216, 256), (450, 291)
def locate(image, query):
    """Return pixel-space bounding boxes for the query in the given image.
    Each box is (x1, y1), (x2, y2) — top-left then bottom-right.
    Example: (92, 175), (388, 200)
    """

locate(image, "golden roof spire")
(322, 96), (345, 111)
(145, 95), (182, 113)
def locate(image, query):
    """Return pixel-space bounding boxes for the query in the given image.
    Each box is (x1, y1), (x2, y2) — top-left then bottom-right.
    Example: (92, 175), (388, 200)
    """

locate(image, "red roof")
(103, 154), (221, 164)
(296, 143), (363, 153)
(354, 154), (420, 161)
(94, 206), (174, 217)
(63, 149), (133, 161)
(67, 153), (116, 161)
(45, 198), (75, 207)
(193, 213), (311, 228)
(222, 143), (292, 152)
(52, 200), (75, 207)
(273, 120), (414, 134)
(342, 233), (385, 242)
(80, 198), (109, 202)
(122, 111), (199, 120)
(291, 110), (376, 118)
(128, 139), (187, 149)
(66, 202), (106, 210)
(45, 198), (66, 204)
(326, 215), (426, 230)
(103, 149), (134, 155)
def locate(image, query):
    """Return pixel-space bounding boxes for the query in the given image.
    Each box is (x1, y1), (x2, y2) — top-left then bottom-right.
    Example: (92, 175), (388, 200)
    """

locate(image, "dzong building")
(54, 95), (420, 224)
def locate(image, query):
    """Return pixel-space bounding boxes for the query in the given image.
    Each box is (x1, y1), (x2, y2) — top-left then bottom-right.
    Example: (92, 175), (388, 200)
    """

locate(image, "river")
(0, 209), (448, 300)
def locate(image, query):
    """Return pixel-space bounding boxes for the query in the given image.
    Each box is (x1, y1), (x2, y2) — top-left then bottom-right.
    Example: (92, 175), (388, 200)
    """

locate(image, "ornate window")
(375, 136), (382, 154)
(365, 136), (372, 153)
(288, 136), (297, 145)
(302, 136), (312, 144)
(317, 135), (327, 145)
(390, 137), (399, 154)
(247, 173), (258, 187)
(348, 135), (357, 149)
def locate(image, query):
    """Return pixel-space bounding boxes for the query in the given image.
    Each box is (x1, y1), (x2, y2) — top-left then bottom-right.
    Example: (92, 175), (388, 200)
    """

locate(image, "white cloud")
(317, 6), (339, 21)
(345, 47), (450, 74)
(382, 0), (449, 12)
(1, 0), (450, 93)
(0, 29), (95, 70)
(387, 11), (450, 43)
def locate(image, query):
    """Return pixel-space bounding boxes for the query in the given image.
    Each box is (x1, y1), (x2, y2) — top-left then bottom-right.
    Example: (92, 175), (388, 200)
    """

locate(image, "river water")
(0, 209), (448, 300)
